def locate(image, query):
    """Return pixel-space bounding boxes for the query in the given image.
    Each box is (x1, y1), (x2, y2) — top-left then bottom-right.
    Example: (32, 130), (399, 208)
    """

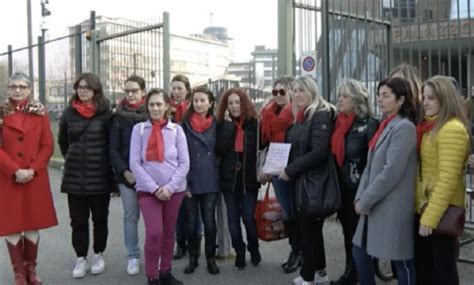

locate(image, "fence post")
(321, 0), (330, 102)
(163, 12), (171, 93)
(38, 36), (46, 104)
(89, 30), (100, 77)
(277, 0), (294, 76)
(75, 25), (83, 76)
(7, 45), (13, 76)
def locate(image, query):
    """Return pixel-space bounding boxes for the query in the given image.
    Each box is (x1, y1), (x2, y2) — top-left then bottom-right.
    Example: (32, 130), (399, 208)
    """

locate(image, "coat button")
(17, 152), (23, 158)
(18, 136), (24, 142)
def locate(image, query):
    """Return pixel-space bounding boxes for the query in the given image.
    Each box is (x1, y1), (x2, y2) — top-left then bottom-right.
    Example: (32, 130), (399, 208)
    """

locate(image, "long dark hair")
(72, 73), (108, 107)
(183, 86), (215, 122)
(377, 77), (417, 123)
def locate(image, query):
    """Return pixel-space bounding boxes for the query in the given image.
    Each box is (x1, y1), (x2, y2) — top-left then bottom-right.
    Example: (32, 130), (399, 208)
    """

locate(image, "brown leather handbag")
(421, 204), (465, 237)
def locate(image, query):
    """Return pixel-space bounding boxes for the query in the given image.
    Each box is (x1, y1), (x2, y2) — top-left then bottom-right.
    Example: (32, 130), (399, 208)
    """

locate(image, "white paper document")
(262, 143), (291, 175)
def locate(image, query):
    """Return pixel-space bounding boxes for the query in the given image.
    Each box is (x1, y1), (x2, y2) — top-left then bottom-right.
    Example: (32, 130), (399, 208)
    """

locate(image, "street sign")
(300, 51), (316, 77)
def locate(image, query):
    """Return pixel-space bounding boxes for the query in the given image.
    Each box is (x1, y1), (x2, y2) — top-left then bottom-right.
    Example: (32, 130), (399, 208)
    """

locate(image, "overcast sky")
(0, 0), (277, 61)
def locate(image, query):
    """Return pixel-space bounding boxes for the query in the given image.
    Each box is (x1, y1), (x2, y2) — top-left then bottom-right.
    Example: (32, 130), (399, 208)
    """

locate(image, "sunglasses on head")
(272, 89), (286, 96)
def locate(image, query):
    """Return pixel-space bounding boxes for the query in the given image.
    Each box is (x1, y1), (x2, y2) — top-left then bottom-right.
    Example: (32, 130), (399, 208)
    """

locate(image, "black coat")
(109, 103), (147, 188)
(337, 116), (379, 190)
(285, 110), (333, 179)
(58, 101), (116, 195)
(215, 118), (259, 193)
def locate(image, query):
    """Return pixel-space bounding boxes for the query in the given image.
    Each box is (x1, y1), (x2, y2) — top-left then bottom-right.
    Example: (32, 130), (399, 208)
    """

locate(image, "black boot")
(173, 242), (187, 260)
(250, 250), (262, 266)
(183, 255), (199, 274)
(283, 250), (302, 274)
(206, 257), (220, 274)
(235, 253), (246, 270)
(159, 272), (183, 285)
(148, 278), (160, 285)
(330, 263), (357, 285)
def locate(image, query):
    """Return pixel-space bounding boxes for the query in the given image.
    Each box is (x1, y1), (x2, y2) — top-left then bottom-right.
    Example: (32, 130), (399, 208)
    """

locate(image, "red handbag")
(255, 184), (287, 241)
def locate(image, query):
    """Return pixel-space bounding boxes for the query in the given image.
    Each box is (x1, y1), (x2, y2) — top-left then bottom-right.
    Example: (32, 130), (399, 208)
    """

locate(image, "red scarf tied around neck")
(331, 112), (356, 167)
(72, 99), (97, 118)
(10, 98), (29, 111)
(170, 99), (188, 123)
(368, 113), (398, 151)
(260, 102), (293, 144)
(234, 118), (244, 153)
(416, 118), (435, 152)
(189, 112), (212, 133)
(146, 119), (168, 162)
(124, 97), (145, 110)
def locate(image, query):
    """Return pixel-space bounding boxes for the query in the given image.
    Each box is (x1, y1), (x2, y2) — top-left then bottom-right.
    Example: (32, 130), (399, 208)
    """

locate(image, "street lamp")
(41, 0), (52, 39)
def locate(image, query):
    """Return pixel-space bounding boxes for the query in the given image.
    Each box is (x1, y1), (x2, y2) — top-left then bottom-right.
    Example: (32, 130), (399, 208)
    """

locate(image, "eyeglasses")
(7, 85), (29, 91)
(124, 88), (141, 95)
(76, 85), (93, 92)
(272, 89), (286, 97)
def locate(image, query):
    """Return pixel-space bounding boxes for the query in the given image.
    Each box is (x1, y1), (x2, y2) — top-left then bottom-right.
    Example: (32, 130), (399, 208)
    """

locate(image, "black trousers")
(67, 193), (110, 257)
(298, 214), (326, 281)
(414, 216), (459, 285)
(337, 187), (359, 266)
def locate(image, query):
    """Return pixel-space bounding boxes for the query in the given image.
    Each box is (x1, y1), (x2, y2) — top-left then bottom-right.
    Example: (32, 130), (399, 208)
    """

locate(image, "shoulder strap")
(70, 117), (95, 145)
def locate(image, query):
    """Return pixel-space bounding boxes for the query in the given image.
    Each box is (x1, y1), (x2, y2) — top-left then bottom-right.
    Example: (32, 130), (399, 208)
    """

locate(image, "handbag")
(255, 184), (287, 241)
(294, 119), (341, 218)
(420, 204), (465, 237)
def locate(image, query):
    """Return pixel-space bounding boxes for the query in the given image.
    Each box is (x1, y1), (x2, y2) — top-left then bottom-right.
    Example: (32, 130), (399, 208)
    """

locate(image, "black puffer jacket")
(337, 116), (379, 190)
(109, 103), (147, 188)
(58, 100), (116, 195)
(215, 118), (259, 193)
(285, 110), (333, 179)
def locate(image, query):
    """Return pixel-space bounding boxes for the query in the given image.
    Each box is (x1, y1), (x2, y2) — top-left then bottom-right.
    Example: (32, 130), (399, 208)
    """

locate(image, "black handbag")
(294, 119), (341, 218)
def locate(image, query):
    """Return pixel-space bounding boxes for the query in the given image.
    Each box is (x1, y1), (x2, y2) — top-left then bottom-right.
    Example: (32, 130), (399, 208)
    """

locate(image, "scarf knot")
(170, 100), (189, 123)
(189, 112), (212, 133)
(72, 99), (97, 118)
(261, 102), (293, 144)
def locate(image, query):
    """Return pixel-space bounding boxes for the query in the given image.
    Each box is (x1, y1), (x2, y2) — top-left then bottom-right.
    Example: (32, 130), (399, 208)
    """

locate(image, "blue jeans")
(353, 244), (416, 285)
(271, 176), (293, 220)
(184, 193), (218, 257)
(223, 190), (259, 255)
(118, 184), (140, 259)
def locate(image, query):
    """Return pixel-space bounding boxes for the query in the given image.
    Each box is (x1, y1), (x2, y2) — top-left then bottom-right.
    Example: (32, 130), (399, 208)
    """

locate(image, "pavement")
(1, 167), (474, 285)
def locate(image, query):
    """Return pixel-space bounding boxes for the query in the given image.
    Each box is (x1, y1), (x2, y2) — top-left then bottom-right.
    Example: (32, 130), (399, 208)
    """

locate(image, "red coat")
(0, 110), (58, 236)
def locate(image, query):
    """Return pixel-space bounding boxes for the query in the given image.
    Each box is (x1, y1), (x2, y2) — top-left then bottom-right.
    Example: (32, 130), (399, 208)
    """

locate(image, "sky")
(0, 0), (277, 61)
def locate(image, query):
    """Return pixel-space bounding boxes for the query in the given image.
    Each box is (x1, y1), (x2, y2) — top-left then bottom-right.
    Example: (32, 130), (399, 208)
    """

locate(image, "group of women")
(0, 63), (470, 285)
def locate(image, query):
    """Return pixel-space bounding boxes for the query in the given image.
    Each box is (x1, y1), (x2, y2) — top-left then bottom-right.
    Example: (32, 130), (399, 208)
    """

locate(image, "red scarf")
(123, 97), (145, 110)
(234, 118), (244, 153)
(260, 102), (293, 144)
(10, 98), (29, 111)
(296, 107), (307, 123)
(416, 119), (435, 152)
(170, 99), (188, 123)
(331, 112), (356, 167)
(146, 119), (168, 162)
(368, 113), (397, 151)
(72, 99), (97, 118)
(189, 112), (212, 133)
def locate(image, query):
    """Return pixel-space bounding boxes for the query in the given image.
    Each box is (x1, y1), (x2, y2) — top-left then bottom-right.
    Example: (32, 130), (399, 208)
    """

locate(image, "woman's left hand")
(278, 170), (290, 181)
(156, 187), (172, 201)
(419, 225), (433, 237)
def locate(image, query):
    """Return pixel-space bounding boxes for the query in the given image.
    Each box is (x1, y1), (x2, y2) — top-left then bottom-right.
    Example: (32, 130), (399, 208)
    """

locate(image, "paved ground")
(1, 167), (474, 285)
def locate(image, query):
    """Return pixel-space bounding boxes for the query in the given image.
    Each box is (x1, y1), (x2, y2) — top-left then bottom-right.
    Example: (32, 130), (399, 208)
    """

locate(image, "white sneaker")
(127, 258), (140, 275)
(293, 275), (304, 285)
(90, 253), (105, 275)
(72, 257), (89, 279)
(314, 269), (329, 284)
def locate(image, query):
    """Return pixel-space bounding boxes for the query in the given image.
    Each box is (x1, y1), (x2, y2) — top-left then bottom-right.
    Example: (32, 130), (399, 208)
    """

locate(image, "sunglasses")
(272, 89), (286, 97)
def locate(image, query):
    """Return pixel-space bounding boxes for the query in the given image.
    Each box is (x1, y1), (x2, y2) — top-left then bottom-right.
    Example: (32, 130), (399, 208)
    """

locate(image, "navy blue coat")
(182, 117), (220, 194)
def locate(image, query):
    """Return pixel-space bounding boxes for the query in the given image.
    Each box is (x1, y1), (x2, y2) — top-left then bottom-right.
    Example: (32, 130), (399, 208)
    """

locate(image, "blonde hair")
(336, 79), (372, 118)
(422, 75), (471, 137)
(390, 63), (422, 103)
(293, 76), (335, 121)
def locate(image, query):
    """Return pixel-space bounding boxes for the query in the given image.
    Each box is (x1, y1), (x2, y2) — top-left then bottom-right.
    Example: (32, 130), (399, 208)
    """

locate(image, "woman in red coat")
(0, 72), (58, 285)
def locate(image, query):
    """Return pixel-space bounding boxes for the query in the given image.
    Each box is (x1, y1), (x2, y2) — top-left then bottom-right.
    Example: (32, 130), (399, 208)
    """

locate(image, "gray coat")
(352, 116), (417, 261)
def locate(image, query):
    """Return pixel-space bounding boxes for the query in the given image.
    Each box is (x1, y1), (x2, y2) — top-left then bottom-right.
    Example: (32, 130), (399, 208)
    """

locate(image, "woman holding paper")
(259, 76), (302, 273)
(414, 76), (470, 285)
(330, 79), (379, 285)
(280, 76), (335, 285)
(215, 88), (261, 269)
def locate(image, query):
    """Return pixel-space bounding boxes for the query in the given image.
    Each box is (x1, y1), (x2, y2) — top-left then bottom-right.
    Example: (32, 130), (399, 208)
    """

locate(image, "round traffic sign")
(302, 56), (315, 72)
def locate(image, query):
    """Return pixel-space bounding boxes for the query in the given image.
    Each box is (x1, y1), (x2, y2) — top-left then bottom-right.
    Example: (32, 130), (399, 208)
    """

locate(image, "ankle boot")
(283, 250), (302, 274)
(23, 238), (42, 285)
(173, 241), (187, 260)
(235, 253), (246, 270)
(206, 256), (220, 274)
(6, 240), (27, 285)
(250, 249), (262, 266)
(183, 255), (199, 274)
(330, 263), (357, 285)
